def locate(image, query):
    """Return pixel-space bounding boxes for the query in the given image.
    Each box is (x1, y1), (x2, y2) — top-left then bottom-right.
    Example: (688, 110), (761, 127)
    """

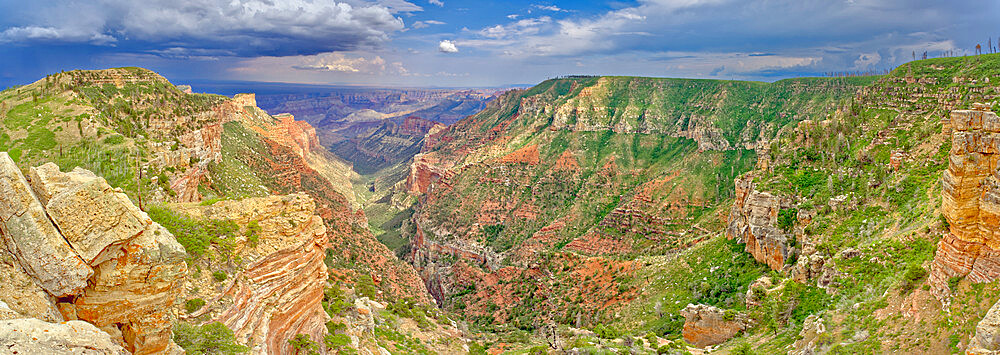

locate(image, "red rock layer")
(929, 104), (1000, 301)
(496, 144), (540, 165)
(214, 217), (329, 355)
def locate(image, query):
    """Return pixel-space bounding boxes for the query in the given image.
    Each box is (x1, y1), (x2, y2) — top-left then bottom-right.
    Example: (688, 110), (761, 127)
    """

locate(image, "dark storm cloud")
(0, 0), (420, 57)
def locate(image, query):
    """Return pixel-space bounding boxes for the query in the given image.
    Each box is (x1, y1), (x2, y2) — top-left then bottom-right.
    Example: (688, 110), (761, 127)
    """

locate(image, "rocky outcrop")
(179, 194), (330, 355)
(930, 104), (1000, 301)
(0, 153), (93, 297)
(968, 299), (1000, 354)
(407, 152), (452, 194)
(0, 155), (187, 354)
(679, 304), (749, 348)
(726, 175), (792, 270)
(0, 318), (128, 354)
(253, 113), (320, 159)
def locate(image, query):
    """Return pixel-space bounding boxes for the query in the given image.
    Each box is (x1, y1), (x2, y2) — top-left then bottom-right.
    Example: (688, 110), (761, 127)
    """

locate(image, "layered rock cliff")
(0, 154), (187, 354)
(176, 194), (329, 354)
(930, 103), (1000, 301)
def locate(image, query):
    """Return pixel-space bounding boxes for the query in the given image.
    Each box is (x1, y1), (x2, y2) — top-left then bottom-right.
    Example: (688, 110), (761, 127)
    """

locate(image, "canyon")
(3, 54), (1000, 354)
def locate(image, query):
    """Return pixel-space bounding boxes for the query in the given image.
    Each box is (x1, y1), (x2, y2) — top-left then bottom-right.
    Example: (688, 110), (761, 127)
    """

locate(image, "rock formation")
(929, 104), (1000, 301)
(0, 154), (187, 354)
(726, 175), (793, 270)
(179, 194), (330, 355)
(679, 303), (749, 348)
(968, 299), (1000, 354)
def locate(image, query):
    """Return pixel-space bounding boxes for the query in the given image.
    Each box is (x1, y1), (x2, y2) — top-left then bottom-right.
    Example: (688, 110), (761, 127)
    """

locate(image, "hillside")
(0, 68), (450, 354)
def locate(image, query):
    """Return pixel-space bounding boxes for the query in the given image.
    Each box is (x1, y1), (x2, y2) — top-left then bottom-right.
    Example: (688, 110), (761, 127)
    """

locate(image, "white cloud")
(0, 26), (115, 44)
(478, 17), (552, 39)
(507, 14), (520, 19)
(412, 20), (446, 29)
(439, 40), (459, 53)
(429, 0), (444, 6)
(532, 4), (568, 12)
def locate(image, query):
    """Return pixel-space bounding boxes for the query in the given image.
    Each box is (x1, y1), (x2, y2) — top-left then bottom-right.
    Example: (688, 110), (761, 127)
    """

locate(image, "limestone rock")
(0, 153), (92, 297)
(968, 299), (1000, 354)
(0, 252), (61, 322)
(679, 304), (748, 348)
(790, 315), (828, 355)
(43, 178), (150, 264)
(0, 318), (129, 354)
(4, 158), (187, 354)
(27, 163), (98, 206)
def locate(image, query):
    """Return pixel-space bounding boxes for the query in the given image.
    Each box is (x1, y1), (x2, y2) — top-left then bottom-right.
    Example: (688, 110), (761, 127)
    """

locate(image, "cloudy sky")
(0, 0), (997, 88)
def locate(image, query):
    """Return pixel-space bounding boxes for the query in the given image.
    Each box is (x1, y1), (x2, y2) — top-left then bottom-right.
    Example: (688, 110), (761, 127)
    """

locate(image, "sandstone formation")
(726, 175), (793, 270)
(0, 318), (129, 354)
(0, 156), (187, 354)
(679, 303), (749, 348)
(929, 104), (1000, 301)
(180, 194), (330, 355)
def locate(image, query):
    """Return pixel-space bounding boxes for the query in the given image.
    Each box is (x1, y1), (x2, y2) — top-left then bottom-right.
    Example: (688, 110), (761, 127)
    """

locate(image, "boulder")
(27, 163), (98, 206)
(0, 153), (92, 297)
(0, 318), (129, 354)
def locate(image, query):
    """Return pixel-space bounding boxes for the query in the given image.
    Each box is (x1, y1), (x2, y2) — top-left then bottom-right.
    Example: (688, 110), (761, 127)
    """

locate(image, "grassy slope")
(622, 54), (1000, 354)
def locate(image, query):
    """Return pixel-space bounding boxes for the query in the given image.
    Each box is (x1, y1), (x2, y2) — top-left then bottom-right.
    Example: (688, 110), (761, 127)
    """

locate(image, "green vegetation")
(173, 322), (248, 355)
(288, 334), (319, 355)
(184, 298), (206, 313)
(147, 205), (240, 258)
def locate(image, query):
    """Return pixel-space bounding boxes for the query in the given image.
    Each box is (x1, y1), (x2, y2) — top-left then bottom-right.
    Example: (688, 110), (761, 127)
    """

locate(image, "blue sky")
(1, 0), (997, 88)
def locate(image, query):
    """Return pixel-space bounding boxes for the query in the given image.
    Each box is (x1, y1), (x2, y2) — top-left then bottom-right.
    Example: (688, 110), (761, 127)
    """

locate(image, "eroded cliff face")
(930, 104), (1000, 301)
(726, 175), (793, 271)
(0, 154), (187, 354)
(176, 194), (329, 355)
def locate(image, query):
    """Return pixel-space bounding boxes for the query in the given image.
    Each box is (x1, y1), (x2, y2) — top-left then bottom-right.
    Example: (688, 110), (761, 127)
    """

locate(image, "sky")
(0, 0), (998, 89)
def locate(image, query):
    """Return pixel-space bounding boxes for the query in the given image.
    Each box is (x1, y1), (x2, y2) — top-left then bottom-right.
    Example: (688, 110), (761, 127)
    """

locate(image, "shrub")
(948, 276), (962, 291)
(213, 271), (228, 282)
(184, 298), (206, 313)
(778, 208), (798, 232)
(289, 334), (319, 355)
(245, 220), (261, 246)
(899, 264), (928, 295)
(592, 323), (619, 339)
(173, 322), (248, 355)
(731, 342), (756, 355)
(528, 345), (548, 355)
(468, 343), (488, 355)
